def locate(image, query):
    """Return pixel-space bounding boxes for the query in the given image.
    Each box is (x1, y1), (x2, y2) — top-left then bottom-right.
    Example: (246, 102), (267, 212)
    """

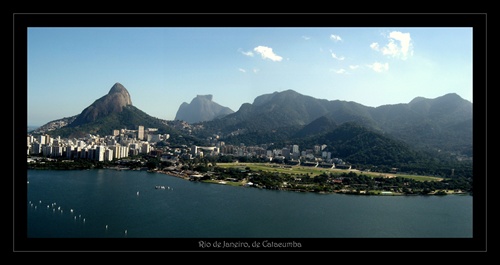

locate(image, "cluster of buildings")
(27, 125), (170, 162)
(189, 141), (349, 168)
(27, 125), (350, 169)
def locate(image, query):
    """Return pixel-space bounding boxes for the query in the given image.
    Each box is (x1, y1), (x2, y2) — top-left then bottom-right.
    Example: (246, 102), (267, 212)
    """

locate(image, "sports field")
(216, 162), (444, 182)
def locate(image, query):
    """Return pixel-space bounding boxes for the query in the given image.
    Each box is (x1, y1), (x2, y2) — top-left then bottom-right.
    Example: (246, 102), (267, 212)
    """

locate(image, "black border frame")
(13, 13), (487, 253)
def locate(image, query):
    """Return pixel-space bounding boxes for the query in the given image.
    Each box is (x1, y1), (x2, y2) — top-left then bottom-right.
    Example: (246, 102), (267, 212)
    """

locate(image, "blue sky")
(27, 27), (473, 126)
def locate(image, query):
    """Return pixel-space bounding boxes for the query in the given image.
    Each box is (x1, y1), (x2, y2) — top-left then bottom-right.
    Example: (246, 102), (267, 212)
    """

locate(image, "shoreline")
(28, 167), (472, 197)
(143, 168), (471, 197)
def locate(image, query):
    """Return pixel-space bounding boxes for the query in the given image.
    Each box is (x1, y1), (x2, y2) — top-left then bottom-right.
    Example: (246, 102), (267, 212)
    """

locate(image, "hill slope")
(199, 90), (472, 157)
(34, 83), (178, 139)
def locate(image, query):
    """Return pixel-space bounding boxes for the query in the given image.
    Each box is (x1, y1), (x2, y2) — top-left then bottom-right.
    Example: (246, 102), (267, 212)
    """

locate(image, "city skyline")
(27, 25), (473, 126)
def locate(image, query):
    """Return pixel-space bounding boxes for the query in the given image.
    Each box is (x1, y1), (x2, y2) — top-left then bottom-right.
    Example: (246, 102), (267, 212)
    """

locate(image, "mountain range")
(200, 89), (472, 157)
(31, 83), (473, 175)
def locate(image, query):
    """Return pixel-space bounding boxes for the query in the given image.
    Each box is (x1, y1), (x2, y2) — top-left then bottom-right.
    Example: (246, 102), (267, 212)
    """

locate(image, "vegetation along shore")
(27, 155), (472, 196)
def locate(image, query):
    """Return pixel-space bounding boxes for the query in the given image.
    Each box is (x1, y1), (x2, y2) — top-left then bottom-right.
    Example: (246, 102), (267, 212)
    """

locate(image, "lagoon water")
(27, 169), (472, 239)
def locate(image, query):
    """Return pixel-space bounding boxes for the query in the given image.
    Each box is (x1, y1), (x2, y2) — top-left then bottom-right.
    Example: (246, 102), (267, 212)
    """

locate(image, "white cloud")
(330, 50), (345, 61)
(367, 62), (389, 72)
(349, 65), (359, 70)
(241, 50), (254, 57)
(330, 68), (348, 74)
(389, 31), (412, 58)
(374, 31), (413, 60)
(302, 36), (311, 40)
(381, 40), (400, 57)
(239, 68), (259, 74)
(370, 42), (379, 51)
(330, 34), (342, 42)
(254, 46), (283, 62)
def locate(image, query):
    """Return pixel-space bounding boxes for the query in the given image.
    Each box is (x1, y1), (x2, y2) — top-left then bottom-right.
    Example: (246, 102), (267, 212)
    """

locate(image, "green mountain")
(201, 89), (375, 138)
(34, 83), (179, 139)
(371, 93), (473, 155)
(293, 115), (338, 138)
(301, 122), (471, 177)
(200, 90), (472, 158)
(49, 105), (175, 138)
(303, 122), (420, 165)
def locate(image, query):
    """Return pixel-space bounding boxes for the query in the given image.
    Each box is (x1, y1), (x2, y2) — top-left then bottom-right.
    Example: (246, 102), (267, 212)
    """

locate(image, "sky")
(27, 27), (473, 126)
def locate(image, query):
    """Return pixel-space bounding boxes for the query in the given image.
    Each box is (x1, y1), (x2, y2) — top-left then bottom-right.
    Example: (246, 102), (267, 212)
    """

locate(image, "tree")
(161, 161), (173, 168)
(146, 159), (159, 170)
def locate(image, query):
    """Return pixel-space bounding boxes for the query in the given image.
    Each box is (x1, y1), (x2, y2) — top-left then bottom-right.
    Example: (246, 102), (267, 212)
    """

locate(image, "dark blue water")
(27, 169), (472, 238)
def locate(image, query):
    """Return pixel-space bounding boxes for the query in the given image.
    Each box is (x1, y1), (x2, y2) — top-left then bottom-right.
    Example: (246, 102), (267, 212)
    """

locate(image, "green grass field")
(216, 162), (444, 182)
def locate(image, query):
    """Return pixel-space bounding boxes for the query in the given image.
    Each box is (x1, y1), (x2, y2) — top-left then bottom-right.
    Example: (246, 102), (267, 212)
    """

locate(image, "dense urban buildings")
(27, 126), (169, 162)
(27, 125), (349, 168)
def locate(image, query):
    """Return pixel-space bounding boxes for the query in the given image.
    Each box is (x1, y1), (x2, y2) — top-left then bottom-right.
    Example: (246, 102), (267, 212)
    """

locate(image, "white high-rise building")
(111, 145), (120, 159)
(148, 134), (162, 143)
(66, 145), (74, 158)
(32, 142), (42, 155)
(53, 145), (63, 157)
(141, 142), (150, 154)
(111, 144), (129, 159)
(42, 145), (52, 157)
(38, 135), (46, 145)
(96, 145), (106, 161)
(105, 149), (114, 161)
(138, 125), (144, 140)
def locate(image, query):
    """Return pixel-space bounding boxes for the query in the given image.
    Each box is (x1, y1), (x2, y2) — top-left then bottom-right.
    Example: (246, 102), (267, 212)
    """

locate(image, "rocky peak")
(108, 82), (133, 105)
(195, 94), (213, 101)
(175, 94), (234, 123)
(70, 83), (133, 126)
